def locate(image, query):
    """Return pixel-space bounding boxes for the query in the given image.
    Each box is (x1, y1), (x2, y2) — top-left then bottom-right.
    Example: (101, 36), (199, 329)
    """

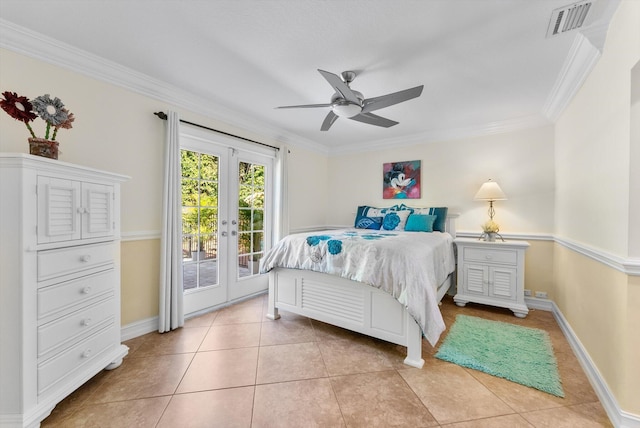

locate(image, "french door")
(180, 128), (273, 316)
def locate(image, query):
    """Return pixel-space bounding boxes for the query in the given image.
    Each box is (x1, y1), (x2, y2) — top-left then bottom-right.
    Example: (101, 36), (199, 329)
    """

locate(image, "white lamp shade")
(332, 102), (362, 118)
(474, 179), (507, 201)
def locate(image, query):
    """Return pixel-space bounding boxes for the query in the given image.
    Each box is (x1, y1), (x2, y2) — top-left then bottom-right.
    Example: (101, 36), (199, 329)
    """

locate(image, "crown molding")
(542, 33), (602, 122)
(0, 19), (327, 156)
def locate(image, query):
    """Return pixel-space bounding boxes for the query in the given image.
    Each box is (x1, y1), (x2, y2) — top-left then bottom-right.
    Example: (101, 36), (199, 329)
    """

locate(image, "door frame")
(180, 125), (276, 316)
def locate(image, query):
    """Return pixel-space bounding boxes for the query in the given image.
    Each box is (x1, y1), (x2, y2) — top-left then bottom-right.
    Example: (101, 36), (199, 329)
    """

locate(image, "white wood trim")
(120, 316), (158, 341)
(554, 236), (640, 276)
(121, 230), (161, 242)
(542, 33), (602, 121)
(544, 300), (640, 428)
(118, 226), (640, 276)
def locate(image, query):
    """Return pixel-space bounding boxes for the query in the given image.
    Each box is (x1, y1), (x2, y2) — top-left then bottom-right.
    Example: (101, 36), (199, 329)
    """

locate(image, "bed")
(260, 208), (457, 368)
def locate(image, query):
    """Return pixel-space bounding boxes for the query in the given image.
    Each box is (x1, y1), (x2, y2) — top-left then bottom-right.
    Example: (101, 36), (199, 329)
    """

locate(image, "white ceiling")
(0, 0), (620, 154)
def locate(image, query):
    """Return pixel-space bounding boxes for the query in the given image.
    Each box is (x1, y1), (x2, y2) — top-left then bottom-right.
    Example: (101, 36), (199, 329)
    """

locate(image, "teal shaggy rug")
(435, 314), (564, 397)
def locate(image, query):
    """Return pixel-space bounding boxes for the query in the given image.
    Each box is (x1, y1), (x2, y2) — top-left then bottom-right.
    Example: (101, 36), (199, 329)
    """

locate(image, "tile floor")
(42, 294), (613, 427)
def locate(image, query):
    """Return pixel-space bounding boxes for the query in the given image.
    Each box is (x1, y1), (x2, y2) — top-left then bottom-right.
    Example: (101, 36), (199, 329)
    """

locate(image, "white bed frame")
(266, 215), (457, 369)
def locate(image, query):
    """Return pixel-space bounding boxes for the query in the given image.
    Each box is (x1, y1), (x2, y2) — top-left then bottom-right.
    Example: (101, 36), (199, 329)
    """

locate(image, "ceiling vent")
(546, 1), (593, 38)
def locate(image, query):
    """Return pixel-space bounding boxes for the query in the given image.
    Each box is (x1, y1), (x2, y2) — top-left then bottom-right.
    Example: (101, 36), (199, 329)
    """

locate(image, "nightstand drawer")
(463, 247), (517, 265)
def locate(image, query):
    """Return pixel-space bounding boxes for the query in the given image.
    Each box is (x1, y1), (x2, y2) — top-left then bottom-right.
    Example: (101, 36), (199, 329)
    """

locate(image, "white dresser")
(0, 154), (129, 427)
(453, 238), (530, 318)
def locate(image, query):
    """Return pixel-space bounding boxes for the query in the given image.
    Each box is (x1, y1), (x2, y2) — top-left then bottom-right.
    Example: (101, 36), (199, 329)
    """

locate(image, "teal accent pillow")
(354, 205), (384, 228)
(409, 207), (449, 232)
(405, 214), (437, 232)
(355, 216), (383, 230)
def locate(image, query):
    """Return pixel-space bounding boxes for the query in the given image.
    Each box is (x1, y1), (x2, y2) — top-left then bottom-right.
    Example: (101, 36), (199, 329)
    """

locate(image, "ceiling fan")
(276, 69), (424, 131)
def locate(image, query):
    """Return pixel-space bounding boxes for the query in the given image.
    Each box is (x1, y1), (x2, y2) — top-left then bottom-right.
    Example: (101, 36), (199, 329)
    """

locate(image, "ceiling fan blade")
(321, 111), (339, 131)
(349, 112), (398, 128)
(276, 103), (332, 109)
(317, 69), (361, 105)
(361, 85), (424, 113)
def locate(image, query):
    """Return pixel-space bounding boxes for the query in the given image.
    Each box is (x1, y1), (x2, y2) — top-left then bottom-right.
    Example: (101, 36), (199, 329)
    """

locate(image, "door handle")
(221, 231), (228, 237)
(221, 220), (227, 225)
(231, 220), (237, 225)
(231, 230), (237, 236)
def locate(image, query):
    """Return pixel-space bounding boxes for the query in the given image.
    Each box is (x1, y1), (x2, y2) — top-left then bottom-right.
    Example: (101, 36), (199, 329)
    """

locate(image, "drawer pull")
(81, 318), (92, 327)
(80, 254), (92, 263)
(81, 349), (92, 359)
(81, 286), (92, 294)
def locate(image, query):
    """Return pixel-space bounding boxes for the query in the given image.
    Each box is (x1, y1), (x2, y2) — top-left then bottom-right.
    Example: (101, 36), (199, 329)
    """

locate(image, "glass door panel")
(228, 155), (271, 301)
(237, 162), (265, 278)
(181, 130), (273, 314)
(181, 147), (229, 314)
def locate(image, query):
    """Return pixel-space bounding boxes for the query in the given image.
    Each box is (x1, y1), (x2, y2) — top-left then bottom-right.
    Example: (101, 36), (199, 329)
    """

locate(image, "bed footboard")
(267, 268), (427, 368)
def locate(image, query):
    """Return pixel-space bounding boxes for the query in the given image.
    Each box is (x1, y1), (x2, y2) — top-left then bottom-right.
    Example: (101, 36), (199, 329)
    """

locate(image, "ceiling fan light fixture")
(332, 102), (362, 118)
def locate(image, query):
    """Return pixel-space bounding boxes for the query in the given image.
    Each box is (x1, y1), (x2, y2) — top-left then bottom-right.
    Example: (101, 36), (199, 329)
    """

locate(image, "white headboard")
(445, 213), (458, 238)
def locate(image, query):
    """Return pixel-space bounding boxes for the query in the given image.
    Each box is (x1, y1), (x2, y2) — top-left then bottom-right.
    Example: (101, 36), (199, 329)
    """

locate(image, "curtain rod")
(154, 111), (279, 151)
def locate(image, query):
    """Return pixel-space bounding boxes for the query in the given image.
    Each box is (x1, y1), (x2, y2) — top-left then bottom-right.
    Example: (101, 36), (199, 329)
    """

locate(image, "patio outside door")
(180, 130), (273, 316)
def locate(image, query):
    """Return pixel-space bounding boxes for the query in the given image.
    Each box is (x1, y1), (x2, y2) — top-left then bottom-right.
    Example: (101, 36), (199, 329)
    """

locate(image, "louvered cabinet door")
(38, 177), (115, 243)
(37, 176), (82, 243)
(82, 182), (115, 239)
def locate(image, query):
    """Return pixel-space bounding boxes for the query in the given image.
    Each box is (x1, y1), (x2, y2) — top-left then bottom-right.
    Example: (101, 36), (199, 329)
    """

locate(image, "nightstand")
(453, 238), (530, 317)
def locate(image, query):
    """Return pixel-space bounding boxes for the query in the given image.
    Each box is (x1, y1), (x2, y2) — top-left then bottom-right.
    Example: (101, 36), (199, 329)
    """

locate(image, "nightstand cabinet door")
(463, 264), (488, 296)
(489, 266), (517, 300)
(454, 238), (529, 318)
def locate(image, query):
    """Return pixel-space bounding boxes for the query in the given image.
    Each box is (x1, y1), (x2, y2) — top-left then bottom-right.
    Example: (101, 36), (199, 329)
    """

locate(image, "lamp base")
(478, 232), (505, 242)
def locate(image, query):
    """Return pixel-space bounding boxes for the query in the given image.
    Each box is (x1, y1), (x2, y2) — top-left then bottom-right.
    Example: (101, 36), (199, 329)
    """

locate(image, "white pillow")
(382, 209), (411, 231)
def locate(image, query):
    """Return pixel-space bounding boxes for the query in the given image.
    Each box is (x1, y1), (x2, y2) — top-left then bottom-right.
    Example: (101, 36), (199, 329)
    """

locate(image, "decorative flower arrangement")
(482, 220), (500, 233)
(0, 91), (75, 141)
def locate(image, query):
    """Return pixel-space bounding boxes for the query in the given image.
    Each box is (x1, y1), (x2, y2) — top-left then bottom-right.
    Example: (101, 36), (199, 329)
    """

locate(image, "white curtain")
(274, 145), (289, 242)
(159, 111), (184, 333)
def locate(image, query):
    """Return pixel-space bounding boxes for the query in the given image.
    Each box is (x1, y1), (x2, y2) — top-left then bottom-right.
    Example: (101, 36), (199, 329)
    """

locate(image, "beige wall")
(327, 126), (555, 234)
(554, 0), (639, 414)
(287, 146), (330, 231)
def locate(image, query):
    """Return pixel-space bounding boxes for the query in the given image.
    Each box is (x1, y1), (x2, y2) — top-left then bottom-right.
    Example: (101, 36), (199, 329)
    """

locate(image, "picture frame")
(383, 160), (421, 199)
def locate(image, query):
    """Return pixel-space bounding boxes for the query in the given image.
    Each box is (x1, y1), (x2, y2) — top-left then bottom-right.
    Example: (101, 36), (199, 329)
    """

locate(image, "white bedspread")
(260, 229), (455, 346)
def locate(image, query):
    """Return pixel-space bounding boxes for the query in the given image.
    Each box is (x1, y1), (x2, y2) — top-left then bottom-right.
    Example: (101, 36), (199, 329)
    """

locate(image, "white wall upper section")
(630, 61), (640, 258)
(327, 126), (555, 235)
(555, 0), (640, 257)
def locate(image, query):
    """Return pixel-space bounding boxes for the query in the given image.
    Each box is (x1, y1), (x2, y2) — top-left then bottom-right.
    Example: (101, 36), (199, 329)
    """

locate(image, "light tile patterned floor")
(42, 295), (613, 427)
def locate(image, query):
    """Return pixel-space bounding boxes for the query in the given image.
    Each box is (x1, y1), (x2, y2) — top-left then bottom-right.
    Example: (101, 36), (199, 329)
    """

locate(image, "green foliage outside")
(181, 150), (265, 259)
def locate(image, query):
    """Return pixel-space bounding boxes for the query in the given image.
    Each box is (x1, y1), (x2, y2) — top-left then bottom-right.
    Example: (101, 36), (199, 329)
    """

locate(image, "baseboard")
(535, 299), (640, 428)
(121, 316), (158, 341)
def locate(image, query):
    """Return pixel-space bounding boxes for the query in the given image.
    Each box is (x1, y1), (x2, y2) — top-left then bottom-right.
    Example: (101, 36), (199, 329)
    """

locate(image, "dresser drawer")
(38, 269), (115, 319)
(38, 242), (115, 282)
(38, 324), (117, 395)
(38, 297), (116, 358)
(463, 247), (517, 265)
